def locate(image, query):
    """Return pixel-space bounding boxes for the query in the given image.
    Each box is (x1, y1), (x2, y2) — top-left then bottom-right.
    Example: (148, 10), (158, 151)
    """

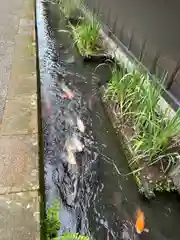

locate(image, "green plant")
(53, 233), (89, 240)
(104, 66), (180, 169)
(54, 0), (61, 3)
(45, 200), (61, 239)
(70, 18), (100, 55)
(59, 0), (82, 18)
(45, 199), (88, 240)
(134, 77), (161, 130)
(104, 67), (143, 124)
(132, 105), (180, 163)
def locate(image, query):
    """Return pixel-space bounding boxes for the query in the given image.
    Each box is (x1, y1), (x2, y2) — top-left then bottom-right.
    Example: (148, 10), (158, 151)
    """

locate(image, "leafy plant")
(104, 66), (143, 124)
(45, 199), (88, 240)
(53, 233), (89, 240)
(132, 81), (180, 162)
(45, 200), (61, 239)
(104, 66), (180, 169)
(53, 0), (61, 3)
(59, 0), (82, 18)
(70, 18), (100, 55)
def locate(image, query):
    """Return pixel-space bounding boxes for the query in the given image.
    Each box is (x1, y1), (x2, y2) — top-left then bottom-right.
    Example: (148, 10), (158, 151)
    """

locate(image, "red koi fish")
(135, 208), (149, 234)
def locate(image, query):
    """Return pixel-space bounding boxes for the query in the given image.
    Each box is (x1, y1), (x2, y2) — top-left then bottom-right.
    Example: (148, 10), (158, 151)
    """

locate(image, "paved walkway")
(0, 0), (39, 239)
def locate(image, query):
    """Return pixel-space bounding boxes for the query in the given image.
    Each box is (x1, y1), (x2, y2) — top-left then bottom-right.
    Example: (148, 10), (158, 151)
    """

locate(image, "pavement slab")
(0, 134), (39, 194)
(8, 72), (37, 97)
(0, 94), (37, 135)
(0, 191), (40, 240)
(0, 0), (40, 238)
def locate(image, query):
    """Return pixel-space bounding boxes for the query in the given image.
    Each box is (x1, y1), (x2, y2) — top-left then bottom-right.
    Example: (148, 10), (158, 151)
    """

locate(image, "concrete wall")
(85, 0), (180, 109)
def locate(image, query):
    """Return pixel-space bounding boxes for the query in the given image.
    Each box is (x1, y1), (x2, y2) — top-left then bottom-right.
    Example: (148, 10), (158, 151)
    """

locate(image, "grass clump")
(70, 18), (101, 56)
(59, 0), (82, 18)
(45, 199), (89, 240)
(45, 200), (61, 239)
(53, 233), (88, 240)
(104, 65), (180, 187)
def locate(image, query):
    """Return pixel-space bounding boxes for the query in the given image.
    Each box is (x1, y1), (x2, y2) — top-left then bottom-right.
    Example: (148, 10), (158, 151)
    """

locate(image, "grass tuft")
(70, 18), (100, 56)
(53, 233), (89, 240)
(104, 65), (180, 170)
(59, 0), (82, 18)
(45, 200), (61, 239)
(45, 199), (89, 240)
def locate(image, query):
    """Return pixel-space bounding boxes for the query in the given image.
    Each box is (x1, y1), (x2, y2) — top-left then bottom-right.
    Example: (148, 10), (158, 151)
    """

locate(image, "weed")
(59, 0), (82, 18)
(45, 200), (61, 239)
(70, 18), (100, 56)
(104, 66), (143, 124)
(53, 233), (89, 239)
(104, 66), (180, 170)
(45, 199), (89, 240)
(53, 0), (61, 3)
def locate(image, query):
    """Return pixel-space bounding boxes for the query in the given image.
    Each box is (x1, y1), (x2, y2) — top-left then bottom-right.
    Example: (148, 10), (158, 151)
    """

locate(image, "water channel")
(36, 0), (180, 239)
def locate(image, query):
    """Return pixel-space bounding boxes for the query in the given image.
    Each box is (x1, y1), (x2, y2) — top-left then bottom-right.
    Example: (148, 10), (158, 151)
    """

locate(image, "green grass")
(59, 0), (82, 18)
(104, 66), (143, 125)
(58, 0), (101, 56)
(104, 65), (180, 169)
(45, 199), (88, 240)
(45, 200), (61, 239)
(70, 18), (100, 56)
(53, 233), (88, 240)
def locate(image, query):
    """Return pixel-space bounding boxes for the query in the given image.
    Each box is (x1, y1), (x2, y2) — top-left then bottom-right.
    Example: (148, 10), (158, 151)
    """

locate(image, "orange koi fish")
(135, 208), (149, 234)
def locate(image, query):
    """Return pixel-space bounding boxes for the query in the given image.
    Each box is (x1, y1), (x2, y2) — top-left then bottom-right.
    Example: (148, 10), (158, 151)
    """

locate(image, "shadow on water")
(36, 0), (180, 239)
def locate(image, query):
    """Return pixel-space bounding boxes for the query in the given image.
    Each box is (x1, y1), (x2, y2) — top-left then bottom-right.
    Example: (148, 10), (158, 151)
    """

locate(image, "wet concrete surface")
(38, 1), (180, 239)
(0, 135), (38, 194)
(1, 94), (37, 135)
(0, 0), (23, 122)
(0, 0), (40, 239)
(0, 191), (39, 240)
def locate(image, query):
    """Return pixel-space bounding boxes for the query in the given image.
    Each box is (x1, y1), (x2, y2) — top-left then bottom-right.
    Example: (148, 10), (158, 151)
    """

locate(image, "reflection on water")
(37, 0), (180, 239)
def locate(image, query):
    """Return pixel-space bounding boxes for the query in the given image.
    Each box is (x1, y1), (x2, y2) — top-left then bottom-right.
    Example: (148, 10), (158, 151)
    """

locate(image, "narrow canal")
(36, 0), (180, 239)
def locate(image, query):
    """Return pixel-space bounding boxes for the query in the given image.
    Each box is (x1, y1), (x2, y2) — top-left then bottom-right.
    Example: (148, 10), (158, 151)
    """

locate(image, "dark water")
(36, 1), (180, 239)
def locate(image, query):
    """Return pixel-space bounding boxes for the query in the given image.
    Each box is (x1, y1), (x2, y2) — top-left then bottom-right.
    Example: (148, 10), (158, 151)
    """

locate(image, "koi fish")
(61, 82), (74, 100)
(135, 208), (149, 234)
(65, 135), (84, 165)
(67, 150), (76, 165)
(71, 135), (84, 152)
(66, 135), (84, 165)
(61, 91), (74, 100)
(76, 117), (85, 133)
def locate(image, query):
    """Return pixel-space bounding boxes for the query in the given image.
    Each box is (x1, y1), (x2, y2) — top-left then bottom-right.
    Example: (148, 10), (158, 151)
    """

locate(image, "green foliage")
(104, 66), (180, 167)
(45, 200), (88, 240)
(59, 0), (82, 18)
(53, 0), (61, 3)
(45, 200), (61, 239)
(53, 233), (89, 240)
(70, 18), (100, 55)
(104, 66), (142, 120)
